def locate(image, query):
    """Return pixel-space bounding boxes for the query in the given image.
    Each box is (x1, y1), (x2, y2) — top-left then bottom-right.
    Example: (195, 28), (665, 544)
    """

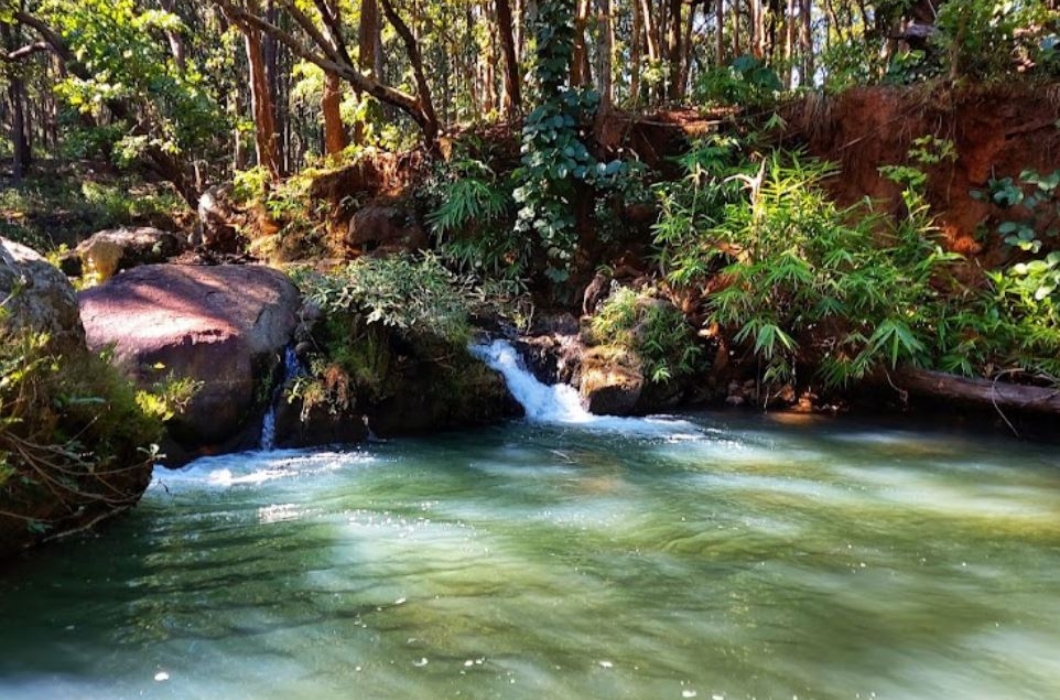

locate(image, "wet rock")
(79, 264), (300, 459)
(578, 346), (644, 416)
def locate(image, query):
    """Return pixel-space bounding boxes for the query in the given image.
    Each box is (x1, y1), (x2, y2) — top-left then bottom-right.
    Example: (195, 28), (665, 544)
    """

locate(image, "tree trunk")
(716, 0), (725, 65)
(800, 0), (813, 85)
(242, 1), (281, 180)
(496, 0), (522, 120)
(638, 0), (660, 102)
(631, 0), (642, 104)
(322, 71), (347, 156)
(571, 0), (591, 86)
(896, 367), (1060, 418)
(379, 0), (439, 146)
(666, 0), (683, 99)
(1, 19), (30, 185)
(595, 0), (613, 108)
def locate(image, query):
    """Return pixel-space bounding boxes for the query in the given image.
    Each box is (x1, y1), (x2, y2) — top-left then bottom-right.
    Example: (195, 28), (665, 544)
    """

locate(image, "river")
(1, 345), (1059, 699)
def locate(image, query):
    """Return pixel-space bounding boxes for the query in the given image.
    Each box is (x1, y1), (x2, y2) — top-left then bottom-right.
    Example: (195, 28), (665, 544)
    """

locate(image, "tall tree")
(496, 0), (522, 120)
(210, 0), (440, 146)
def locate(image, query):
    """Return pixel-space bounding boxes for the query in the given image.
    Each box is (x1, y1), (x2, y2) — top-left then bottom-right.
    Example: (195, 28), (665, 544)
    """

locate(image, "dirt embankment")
(785, 84), (1060, 267)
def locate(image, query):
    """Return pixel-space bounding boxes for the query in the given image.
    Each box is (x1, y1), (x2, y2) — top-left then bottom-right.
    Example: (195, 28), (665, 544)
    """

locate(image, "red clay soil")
(784, 83), (1060, 268)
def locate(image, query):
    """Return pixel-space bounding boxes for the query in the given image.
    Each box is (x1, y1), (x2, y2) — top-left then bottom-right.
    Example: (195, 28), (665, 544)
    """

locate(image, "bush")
(0, 329), (169, 544)
(590, 286), (704, 384)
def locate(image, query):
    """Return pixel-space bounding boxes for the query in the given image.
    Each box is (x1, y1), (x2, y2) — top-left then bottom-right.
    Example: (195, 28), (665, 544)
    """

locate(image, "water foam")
(469, 338), (700, 437)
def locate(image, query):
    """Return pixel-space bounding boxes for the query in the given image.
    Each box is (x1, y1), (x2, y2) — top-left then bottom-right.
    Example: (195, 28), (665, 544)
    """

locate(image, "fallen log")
(896, 367), (1060, 416)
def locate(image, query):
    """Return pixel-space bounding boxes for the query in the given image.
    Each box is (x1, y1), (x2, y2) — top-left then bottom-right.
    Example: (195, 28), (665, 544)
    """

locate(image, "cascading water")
(259, 345), (305, 451)
(469, 338), (594, 423)
(469, 338), (700, 438)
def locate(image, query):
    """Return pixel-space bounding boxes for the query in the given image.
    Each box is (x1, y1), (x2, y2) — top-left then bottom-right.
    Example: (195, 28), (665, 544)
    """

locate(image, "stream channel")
(1, 340), (1059, 699)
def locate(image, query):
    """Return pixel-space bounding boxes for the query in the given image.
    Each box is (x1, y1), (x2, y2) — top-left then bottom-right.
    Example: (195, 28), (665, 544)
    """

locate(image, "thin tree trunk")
(496, 0), (522, 120)
(639, 0), (660, 102)
(322, 71), (347, 156)
(716, 0), (725, 65)
(666, 0), (683, 99)
(572, 0), (591, 86)
(236, 0), (281, 180)
(379, 0), (439, 146)
(733, 0), (742, 57)
(800, 0), (813, 86)
(595, 0), (613, 108)
(784, 0), (795, 87)
(631, 0), (642, 104)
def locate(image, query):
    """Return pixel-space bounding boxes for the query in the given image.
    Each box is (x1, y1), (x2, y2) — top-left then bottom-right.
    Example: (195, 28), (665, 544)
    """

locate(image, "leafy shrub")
(590, 287), (704, 384)
(0, 328), (169, 540)
(694, 55), (782, 106)
(424, 158), (524, 280)
(289, 253), (480, 413)
(654, 148), (961, 391)
(294, 252), (475, 343)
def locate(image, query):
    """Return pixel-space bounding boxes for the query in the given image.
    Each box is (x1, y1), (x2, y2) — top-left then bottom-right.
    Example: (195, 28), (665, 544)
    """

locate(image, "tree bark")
(571, 0), (591, 86)
(716, 0), (725, 65)
(322, 72), (347, 156)
(496, 0), (522, 121)
(800, 0), (814, 86)
(210, 0), (437, 147)
(240, 0), (282, 180)
(379, 0), (439, 144)
(595, 0), (613, 108)
(896, 367), (1060, 417)
(666, 0), (683, 99)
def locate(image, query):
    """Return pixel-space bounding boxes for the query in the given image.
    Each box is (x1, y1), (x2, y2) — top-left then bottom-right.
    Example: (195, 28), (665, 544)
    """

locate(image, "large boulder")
(78, 264), (300, 459)
(1, 238), (155, 559)
(64, 226), (185, 280)
(0, 239), (85, 355)
(347, 205), (428, 255)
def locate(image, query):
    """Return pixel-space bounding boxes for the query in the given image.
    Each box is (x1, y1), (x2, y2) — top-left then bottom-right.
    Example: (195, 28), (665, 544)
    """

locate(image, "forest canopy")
(0, 0), (1057, 202)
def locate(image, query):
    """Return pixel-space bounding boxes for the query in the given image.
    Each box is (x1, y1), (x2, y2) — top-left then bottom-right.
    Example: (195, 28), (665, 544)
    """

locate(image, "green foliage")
(0, 327), (166, 531)
(655, 147), (961, 390)
(590, 287), (704, 384)
(513, 0), (626, 283)
(972, 168), (1060, 253)
(45, 0), (224, 164)
(424, 158), (524, 280)
(0, 173), (187, 251)
(694, 55), (783, 106)
(293, 252), (476, 345)
(934, 1), (1060, 81)
(651, 136), (747, 286)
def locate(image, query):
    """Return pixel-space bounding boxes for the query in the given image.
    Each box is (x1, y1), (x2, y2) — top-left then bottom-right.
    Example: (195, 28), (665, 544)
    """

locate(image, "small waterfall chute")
(468, 338), (595, 424)
(470, 338), (702, 438)
(259, 346), (305, 451)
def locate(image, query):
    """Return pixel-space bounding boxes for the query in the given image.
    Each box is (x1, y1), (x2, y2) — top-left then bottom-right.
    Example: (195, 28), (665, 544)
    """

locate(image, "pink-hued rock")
(79, 264), (299, 450)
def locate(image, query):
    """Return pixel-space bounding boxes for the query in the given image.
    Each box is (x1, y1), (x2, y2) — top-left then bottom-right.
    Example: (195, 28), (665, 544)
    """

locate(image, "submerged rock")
(78, 264), (300, 461)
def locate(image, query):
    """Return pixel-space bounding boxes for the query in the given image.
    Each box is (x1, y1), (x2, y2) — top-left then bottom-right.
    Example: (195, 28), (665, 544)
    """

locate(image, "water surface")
(2, 412), (1059, 700)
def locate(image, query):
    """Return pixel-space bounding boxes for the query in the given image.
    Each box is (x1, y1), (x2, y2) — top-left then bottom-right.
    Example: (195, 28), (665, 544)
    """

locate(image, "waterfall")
(469, 338), (594, 424)
(259, 346), (305, 451)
